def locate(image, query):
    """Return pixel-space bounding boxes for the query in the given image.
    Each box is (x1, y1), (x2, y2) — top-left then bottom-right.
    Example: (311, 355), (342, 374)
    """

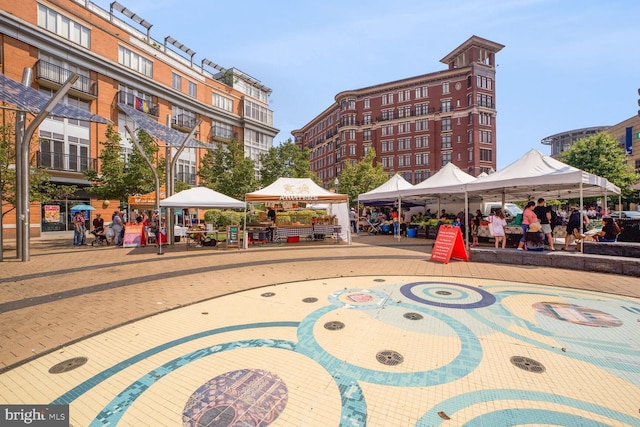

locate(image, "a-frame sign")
(430, 225), (469, 264)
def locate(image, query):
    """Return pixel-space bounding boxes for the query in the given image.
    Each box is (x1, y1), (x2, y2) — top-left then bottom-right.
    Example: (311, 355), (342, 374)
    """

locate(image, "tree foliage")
(198, 138), (256, 201)
(561, 132), (640, 197)
(336, 149), (389, 205)
(259, 138), (317, 187)
(0, 119), (77, 219)
(85, 125), (164, 203)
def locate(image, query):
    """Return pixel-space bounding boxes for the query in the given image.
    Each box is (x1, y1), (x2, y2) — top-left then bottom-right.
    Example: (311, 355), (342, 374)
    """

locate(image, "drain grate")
(435, 290), (452, 295)
(260, 292), (275, 297)
(373, 279), (386, 282)
(49, 357), (88, 374)
(376, 350), (404, 366)
(302, 297), (318, 303)
(324, 321), (345, 330)
(510, 356), (545, 373)
(403, 312), (423, 320)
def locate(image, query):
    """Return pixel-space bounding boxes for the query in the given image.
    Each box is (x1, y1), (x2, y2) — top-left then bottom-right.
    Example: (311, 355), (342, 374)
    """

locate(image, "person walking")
(111, 210), (124, 247)
(533, 198), (556, 251)
(349, 208), (358, 233)
(72, 211), (82, 246)
(563, 207), (590, 251)
(517, 201), (538, 251)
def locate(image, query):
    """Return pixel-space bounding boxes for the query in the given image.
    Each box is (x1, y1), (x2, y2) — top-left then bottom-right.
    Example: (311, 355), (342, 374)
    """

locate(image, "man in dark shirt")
(533, 198), (556, 251)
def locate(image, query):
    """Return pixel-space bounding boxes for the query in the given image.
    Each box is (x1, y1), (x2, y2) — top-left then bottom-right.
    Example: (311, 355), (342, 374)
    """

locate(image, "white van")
(483, 203), (522, 219)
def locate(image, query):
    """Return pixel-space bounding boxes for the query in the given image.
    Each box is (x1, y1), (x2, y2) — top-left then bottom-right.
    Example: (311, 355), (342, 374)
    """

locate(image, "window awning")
(0, 73), (110, 123)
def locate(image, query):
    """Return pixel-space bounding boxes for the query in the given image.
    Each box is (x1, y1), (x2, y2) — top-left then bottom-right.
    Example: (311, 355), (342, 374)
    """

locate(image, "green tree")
(561, 132), (640, 196)
(337, 149), (389, 205)
(198, 138), (255, 200)
(85, 125), (165, 203)
(259, 138), (317, 187)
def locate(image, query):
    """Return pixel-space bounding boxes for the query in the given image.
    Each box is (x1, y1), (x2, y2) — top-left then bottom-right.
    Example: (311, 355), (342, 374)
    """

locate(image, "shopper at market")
(517, 201), (538, 251)
(488, 208), (507, 249)
(533, 198), (556, 251)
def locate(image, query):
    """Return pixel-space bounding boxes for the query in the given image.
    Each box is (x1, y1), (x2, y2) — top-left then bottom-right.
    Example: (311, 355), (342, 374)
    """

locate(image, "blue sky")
(93, 0), (640, 169)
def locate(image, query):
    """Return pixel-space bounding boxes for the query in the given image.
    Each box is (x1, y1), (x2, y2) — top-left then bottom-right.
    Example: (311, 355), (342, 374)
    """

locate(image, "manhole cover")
(376, 350), (404, 366)
(435, 290), (452, 295)
(261, 292), (275, 297)
(302, 297), (318, 303)
(373, 279), (386, 282)
(510, 356), (545, 373)
(49, 357), (88, 374)
(324, 321), (345, 330)
(403, 312), (423, 320)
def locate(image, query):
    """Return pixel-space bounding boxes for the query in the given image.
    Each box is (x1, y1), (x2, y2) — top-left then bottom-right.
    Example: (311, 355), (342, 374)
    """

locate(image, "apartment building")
(292, 35), (503, 188)
(0, 0), (277, 236)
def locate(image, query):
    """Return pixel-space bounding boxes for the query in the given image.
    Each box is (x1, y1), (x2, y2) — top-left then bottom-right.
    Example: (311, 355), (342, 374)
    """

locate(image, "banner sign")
(430, 225), (469, 264)
(122, 224), (144, 248)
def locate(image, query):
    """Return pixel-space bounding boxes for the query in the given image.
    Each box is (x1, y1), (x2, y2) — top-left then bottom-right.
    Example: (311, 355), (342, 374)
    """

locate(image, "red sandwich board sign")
(430, 225), (469, 264)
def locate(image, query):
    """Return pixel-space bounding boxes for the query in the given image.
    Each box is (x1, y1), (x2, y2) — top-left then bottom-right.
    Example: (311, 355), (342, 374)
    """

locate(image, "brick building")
(292, 35), (503, 188)
(0, 0), (277, 236)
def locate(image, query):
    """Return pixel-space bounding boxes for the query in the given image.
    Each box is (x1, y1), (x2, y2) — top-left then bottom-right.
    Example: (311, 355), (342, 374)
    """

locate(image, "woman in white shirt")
(489, 208), (507, 249)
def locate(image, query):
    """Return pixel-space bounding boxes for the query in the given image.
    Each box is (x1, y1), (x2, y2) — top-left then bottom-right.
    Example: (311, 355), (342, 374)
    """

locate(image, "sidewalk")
(1, 235), (639, 426)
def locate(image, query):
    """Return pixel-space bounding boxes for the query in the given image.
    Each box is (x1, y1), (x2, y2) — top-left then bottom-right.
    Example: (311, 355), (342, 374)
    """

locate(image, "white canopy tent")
(358, 173), (415, 204)
(159, 187), (246, 209)
(245, 178), (351, 243)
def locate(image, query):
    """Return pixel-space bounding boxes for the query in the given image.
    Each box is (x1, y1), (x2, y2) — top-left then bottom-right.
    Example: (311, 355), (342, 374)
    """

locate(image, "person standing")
(489, 208), (507, 248)
(72, 211), (82, 246)
(111, 210), (124, 247)
(533, 198), (556, 251)
(563, 207), (590, 251)
(517, 201), (538, 251)
(471, 209), (482, 247)
(349, 208), (357, 233)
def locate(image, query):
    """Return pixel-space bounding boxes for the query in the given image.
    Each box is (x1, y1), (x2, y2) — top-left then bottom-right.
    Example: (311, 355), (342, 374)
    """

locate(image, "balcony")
(117, 91), (159, 117)
(210, 126), (236, 142)
(36, 151), (97, 173)
(172, 114), (197, 131)
(35, 60), (97, 99)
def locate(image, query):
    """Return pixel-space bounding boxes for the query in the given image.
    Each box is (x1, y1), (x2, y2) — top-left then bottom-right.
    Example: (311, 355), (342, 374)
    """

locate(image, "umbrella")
(70, 204), (95, 211)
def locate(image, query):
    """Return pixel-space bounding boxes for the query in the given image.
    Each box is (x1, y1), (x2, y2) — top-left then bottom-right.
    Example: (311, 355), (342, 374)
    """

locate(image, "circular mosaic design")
(403, 312), (424, 320)
(533, 302), (623, 327)
(400, 281), (496, 309)
(182, 369), (287, 427)
(260, 292), (276, 297)
(49, 357), (88, 374)
(302, 297), (318, 303)
(324, 321), (345, 330)
(510, 356), (546, 373)
(328, 288), (390, 310)
(376, 350), (404, 366)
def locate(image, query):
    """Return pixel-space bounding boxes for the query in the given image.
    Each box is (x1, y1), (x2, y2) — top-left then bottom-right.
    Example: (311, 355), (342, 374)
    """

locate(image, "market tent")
(245, 178), (350, 242)
(358, 173), (415, 205)
(399, 162), (478, 209)
(461, 149), (620, 201)
(159, 187), (245, 209)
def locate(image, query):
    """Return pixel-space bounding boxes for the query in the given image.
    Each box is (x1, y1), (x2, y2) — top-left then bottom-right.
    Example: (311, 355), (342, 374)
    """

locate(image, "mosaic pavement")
(1, 275), (639, 426)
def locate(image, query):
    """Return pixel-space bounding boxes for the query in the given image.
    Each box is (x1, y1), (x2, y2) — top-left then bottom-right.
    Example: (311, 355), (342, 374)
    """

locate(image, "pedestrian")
(533, 198), (556, 251)
(349, 208), (357, 233)
(72, 211), (82, 246)
(471, 209), (482, 247)
(562, 207), (590, 251)
(111, 210), (124, 246)
(524, 222), (545, 251)
(517, 201), (538, 251)
(597, 217), (620, 242)
(391, 208), (399, 236)
(488, 208), (507, 248)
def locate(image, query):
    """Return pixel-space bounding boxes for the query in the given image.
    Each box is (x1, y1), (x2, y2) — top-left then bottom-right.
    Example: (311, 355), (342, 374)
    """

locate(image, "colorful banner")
(44, 205), (60, 223)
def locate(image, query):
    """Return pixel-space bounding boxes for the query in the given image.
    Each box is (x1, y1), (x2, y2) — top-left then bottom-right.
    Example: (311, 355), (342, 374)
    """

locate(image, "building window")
(349, 129), (356, 140)
(188, 81), (197, 98)
(172, 106), (197, 128)
(172, 73), (182, 91)
(440, 99), (452, 113)
(364, 98), (370, 109)
(477, 93), (493, 108)
(382, 109), (394, 121)
(480, 148), (493, 161)
(363, 113), (371, 125)
(381, 140), (394, 152)
(480, 130), (492, 143)
(415, 103), (429, 116)
(397, 89), (411, 102)
(382, 156), (394, 168)
(348, 98), (356, 109)
(398, 105), (411, 118)
(479, 112), (492, 126)
(414, 170), (430, 183)
(415, 119), (429, 131)
(415, 152), (429, 165)
(381, 125), (394, 136)
(349, 145), (356, 155)
(118, 46), (153, 77)
(363, 129), (371, 141)
(442, 151), (452, 165)
(211, 121), (233, 139)
(398, 154), (411, 167)
(38, 5), (90, 48)
(415, 86), (428, 99)
(441, 134), (452, 149)
(415, 135), (429, 148)
(477, 75), (493, 90)
(398, 122), (410, 134)
(441, 117), (451, 131)
(382, 93), (393, 105)
(442, 81), (450, 94)
(213, 92), (234, 112)
(468, 130), (473, 144)
(397, 138), (411, 150)
(364, 144), (371, 155)
(468, 148), (473, 161)
(245, 100), (273, 125)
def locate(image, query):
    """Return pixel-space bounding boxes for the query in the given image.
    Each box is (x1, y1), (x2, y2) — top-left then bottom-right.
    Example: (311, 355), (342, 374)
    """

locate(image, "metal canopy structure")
(0, 73), (110, 123)
(117, 103), (208, 148)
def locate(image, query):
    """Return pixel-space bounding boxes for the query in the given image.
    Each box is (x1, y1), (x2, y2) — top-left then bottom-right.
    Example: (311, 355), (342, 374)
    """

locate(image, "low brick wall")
(471, 247), (640, 277)
(582, 241), (640, 258)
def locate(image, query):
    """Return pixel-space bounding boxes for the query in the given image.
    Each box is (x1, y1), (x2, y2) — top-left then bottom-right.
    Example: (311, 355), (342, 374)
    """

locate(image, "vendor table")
(275, 225), (342, 242)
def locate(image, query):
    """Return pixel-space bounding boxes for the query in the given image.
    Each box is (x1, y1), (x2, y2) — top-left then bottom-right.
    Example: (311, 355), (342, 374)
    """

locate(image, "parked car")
(609, 211), (640, 219)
